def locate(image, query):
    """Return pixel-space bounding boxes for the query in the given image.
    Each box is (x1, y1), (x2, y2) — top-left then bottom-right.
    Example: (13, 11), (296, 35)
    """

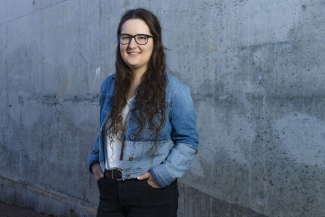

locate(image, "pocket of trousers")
(144, 179), (165, 189)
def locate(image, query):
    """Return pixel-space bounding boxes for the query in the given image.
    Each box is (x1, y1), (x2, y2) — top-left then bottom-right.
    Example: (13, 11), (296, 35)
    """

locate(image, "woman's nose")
(128, 37), (137, 48)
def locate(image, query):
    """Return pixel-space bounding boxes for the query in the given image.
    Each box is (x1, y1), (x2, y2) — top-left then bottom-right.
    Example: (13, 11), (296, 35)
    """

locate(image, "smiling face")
(120, 19), (154, 76)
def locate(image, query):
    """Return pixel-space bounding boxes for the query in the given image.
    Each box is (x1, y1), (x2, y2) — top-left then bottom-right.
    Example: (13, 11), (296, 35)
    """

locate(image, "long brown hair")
(107, 8), (167, 143)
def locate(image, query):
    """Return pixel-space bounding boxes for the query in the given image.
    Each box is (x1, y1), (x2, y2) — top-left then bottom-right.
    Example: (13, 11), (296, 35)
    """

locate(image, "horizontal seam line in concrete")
(0, 174), (97, 212)
(238, 37), (325, 50)
(0, 0), (68, 26)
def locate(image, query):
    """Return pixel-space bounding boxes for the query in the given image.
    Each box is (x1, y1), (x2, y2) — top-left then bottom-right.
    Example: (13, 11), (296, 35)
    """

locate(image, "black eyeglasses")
(118, 34), (154, 45)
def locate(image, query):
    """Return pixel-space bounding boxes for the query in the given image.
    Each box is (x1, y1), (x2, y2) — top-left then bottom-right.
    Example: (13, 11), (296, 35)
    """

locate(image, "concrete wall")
(0, 0), (324, 216)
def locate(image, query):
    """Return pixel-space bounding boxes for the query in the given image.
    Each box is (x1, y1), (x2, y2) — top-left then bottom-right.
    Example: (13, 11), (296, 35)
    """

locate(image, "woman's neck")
(132, 67), (146, 82)
(126, 68), (146, 100)
(126, 74), (142, 100)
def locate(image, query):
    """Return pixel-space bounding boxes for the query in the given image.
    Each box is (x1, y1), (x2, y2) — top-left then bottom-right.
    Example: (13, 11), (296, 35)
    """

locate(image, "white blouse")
(104, 96), (134, 170)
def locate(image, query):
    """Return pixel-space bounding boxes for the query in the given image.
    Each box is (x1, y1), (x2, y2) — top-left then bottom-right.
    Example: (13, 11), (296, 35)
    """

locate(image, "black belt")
(104, 169), (122, 180)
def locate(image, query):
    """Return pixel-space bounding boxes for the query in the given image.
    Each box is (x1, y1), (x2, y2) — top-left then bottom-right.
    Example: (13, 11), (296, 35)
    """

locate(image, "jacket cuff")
(149, 165), (174, 188)
(149, 143), (197, 187)
(88, 155), (99, 173)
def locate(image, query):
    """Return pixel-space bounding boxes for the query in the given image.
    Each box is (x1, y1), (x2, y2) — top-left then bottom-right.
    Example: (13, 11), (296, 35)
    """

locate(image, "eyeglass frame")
(118, 34), (154, 45)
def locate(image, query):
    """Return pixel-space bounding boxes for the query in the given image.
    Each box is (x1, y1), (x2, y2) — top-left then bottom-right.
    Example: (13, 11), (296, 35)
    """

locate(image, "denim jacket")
(87, 73), (199, 187)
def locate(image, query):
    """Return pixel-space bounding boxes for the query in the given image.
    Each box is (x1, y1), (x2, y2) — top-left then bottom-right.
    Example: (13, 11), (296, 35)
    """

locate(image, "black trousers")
(96, 177), (178, 217)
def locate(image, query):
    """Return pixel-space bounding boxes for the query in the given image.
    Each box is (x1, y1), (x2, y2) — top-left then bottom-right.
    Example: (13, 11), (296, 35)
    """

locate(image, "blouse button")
(130, 135), (134, 140)
(126, 173), (131, 178)
(129, 156), (134, 161)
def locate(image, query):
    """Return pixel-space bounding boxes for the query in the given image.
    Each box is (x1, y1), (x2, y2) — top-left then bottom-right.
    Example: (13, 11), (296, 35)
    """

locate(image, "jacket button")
(126, 173), (131, 178)
(130, 135), (134, 140)
(129, 156), (134, 161)
(132, 116), (136, 120)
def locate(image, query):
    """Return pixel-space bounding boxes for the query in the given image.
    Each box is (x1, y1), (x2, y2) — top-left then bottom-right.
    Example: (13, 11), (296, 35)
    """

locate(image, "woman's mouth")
(128, 52), (141, 55)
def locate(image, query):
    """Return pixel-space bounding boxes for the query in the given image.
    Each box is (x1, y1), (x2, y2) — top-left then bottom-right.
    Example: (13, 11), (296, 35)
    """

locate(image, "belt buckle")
(115, 168), (122, 181)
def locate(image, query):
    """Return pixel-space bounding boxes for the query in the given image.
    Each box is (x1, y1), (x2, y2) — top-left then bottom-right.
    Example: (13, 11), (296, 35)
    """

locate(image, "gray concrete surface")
(1, 0), (324, 216)
(0, 201), (49, 217)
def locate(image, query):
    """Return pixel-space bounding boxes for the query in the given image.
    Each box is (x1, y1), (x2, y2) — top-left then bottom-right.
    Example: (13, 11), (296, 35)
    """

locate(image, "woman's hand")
(137, 172), (162, 188)
(91, 163), (104, 182)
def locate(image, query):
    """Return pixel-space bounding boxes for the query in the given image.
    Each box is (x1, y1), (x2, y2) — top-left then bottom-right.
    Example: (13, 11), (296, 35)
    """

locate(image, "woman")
(88, 8), (199, 217)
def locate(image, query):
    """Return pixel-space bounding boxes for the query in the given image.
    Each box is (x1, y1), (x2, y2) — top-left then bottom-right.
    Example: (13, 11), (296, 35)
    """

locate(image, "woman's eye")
(137, 36), (147, 40)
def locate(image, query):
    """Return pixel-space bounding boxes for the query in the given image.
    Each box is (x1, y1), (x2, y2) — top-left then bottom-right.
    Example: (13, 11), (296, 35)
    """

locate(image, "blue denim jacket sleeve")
(87, 77), (111, 173)
(150, 84), (199, 187)
(87, 137), (100, 173)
